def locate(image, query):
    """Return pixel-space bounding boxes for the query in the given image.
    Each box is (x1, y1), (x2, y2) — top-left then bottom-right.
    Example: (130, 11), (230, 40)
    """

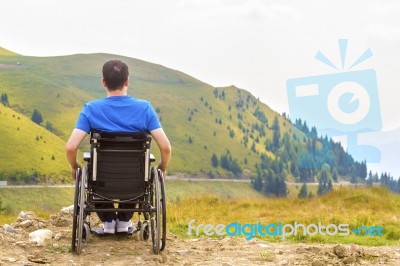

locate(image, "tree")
(45, 121), (54, 132)
(220, 153), (242, 175)
(298, 183), (308, 198)
(211, 153), (218, 167)
(366, 171), (374, 186)
(317, 164), (333, 195)
(1, 93), (9, 106)
(272, 116), (281, 151)
(31, 108), (43, 125)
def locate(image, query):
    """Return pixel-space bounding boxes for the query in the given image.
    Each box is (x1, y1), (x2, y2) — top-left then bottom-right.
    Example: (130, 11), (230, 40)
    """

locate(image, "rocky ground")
(1, 208), (400, 265)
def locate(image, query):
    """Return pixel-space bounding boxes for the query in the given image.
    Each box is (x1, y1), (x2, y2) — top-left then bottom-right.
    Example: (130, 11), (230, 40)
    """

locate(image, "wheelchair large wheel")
(158, 169), (167, 251)
(71, 166), (88, 254)
(71, 168), (81, 253)
(150, 167), (166, 254)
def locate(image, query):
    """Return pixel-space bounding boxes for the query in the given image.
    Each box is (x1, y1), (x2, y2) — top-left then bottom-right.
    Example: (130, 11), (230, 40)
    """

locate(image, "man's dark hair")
(102, 60), (129, 91)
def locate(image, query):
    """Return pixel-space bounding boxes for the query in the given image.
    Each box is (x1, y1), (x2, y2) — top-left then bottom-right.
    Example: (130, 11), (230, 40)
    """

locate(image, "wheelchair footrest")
(91, 226), (138, 236)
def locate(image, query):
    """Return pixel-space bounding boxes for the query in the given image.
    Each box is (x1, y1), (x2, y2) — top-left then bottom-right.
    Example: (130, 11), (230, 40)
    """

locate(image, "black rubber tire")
(73, 166), (87, 254)
(140, 220), (150, 242)
(83, 223), (90, 243)
(71, 168), (81, 253)
(158, 169), (167, 251)
(150, 167), (161, 254)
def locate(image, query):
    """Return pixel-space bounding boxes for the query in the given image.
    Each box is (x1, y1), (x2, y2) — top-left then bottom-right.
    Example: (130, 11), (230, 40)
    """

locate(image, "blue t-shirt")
(75, 95), (161, 134)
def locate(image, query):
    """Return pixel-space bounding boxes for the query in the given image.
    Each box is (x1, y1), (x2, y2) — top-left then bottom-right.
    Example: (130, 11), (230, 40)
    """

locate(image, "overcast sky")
(1, 0), (400, 175)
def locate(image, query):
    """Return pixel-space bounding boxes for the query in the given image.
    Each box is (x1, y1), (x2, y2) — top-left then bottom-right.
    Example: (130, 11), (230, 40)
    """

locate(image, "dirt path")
(1, 210), (400, 265)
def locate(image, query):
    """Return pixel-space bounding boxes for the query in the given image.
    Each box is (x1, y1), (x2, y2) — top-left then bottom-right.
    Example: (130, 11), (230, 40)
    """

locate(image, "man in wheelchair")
(65, 60), (171, 238)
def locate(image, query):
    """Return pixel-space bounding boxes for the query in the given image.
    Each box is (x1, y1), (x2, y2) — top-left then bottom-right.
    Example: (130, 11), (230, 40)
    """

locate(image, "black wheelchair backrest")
(89, 131), (152, 199)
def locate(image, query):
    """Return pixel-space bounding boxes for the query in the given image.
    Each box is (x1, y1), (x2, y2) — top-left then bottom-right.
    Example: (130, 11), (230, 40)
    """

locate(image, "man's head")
(102, 60), (129, 91)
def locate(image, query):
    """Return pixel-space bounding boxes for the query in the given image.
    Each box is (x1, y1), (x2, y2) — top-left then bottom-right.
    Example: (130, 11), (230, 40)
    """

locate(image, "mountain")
(0, 48), (364, 184)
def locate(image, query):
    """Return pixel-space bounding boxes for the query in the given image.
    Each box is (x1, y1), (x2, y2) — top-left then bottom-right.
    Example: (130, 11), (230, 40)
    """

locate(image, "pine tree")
(272, 116), (280, 150)
(317, 164), (333, 195)
(31, 108), (43, 125)
(211, 153), (218, 167)
(1, 93), (9, 106)
(298, 183), (308, 198)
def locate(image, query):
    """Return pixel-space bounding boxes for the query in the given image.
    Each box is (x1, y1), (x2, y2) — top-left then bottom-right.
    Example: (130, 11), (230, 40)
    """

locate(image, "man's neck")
(107, 87), (128, 97)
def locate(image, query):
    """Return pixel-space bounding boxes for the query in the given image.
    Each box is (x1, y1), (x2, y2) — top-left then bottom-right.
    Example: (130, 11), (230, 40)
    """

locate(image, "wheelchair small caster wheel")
(82, 223), (90, 243)
(140, 221), (150, 242)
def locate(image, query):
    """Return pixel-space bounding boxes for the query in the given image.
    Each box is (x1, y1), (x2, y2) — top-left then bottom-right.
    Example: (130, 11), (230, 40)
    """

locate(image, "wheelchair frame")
(71, 132), (166, 255)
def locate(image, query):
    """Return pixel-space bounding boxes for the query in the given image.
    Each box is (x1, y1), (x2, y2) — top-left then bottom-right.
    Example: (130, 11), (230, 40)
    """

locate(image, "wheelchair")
(71, 131), (166, 255)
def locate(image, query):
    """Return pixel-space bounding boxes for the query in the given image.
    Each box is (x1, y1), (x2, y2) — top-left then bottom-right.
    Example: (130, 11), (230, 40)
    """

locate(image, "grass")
(166, 184), (400, 246)
(0, 187), (74, 223)
(0, 105), (69, 181)
(1, 181), (399, 246)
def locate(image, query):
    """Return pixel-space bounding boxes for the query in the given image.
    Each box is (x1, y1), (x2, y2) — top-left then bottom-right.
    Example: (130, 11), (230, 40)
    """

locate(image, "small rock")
(311, 259), (325, 266)
(29, 229), (53, 244)
(222, 263), (233, 266)
(176, 250), (191, 255)
(55, 232), (62, 240)
(16, 241), (28, 247)
(3, 224), (18, 234)
(278, 259), (288, 265)
(296, 247), (307, 254)
(8, 257), (17, 262)
(258, 243), (269, 248)
(51, 217), (70, 227)
(17, 211), (35, 221)
(37, 222), (46, 229)
(343, 256), (356, 264)
(20, 220), (33, 228)
(61, 205), (74, 214)
(333, 245), (348, 258)
(27, 255), (50, 264)
(245, 238), (257, 245)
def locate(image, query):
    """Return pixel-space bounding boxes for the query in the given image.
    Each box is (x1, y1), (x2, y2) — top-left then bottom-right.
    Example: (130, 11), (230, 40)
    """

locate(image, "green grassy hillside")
(0, 105), (69, 183)
(0, 49), (301, 181)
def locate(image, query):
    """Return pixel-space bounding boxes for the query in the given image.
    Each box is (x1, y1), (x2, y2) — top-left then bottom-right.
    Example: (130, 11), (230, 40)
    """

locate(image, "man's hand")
(161, 170), (167, 180)
(70, 160), (80, 180)
(157, 164), (167, 180)
(71, 165), (80, 180)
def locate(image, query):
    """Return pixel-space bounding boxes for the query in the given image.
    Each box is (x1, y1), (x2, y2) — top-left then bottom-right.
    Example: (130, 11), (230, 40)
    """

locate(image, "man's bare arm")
(150, 128), (171, 177)
(66, 128), (87, 179)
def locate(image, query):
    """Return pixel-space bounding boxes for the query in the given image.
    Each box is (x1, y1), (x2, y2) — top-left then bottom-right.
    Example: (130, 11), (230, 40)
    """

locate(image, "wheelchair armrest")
(150, 153), (156, 162)
(83, 152), (91, 162)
